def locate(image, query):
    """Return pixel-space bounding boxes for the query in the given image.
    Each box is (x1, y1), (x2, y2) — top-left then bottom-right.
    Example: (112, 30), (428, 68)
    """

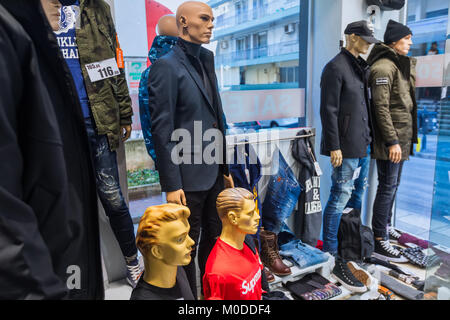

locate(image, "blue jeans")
(85, 117), (137, 258)
(279, 238), (328, 269)
(322, 147), (371, 255)
(372, 159), (404, 239)
(262, 149), (302, 234)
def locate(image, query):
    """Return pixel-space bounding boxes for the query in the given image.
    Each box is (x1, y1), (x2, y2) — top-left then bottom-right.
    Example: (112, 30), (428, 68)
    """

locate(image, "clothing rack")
(229, 130), (315, 146)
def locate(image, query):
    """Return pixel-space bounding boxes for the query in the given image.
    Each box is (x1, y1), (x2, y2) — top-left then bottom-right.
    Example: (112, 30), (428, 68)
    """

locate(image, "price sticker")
(314, 161), (323, 176)
(85, 57), (120, 83)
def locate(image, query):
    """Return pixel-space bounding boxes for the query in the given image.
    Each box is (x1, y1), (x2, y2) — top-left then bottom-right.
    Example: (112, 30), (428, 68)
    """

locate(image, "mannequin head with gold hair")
(136, 203), (195, 288)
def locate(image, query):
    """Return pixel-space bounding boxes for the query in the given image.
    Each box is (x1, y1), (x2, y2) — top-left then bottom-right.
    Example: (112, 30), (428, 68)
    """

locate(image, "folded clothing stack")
(283, 273), (342, 300)
(279, 239), (329, 269)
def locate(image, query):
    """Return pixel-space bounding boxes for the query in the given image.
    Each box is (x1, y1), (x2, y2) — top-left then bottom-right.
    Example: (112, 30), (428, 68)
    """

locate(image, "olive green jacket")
(367, 43), (418, 161)
(77, 0), (133, 151)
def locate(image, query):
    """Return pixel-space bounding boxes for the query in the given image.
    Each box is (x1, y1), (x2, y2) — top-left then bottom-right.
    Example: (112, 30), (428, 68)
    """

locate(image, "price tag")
(353, 167), (362, 180)
(85, 57), (120, 83)
(314, 161), (323, 176)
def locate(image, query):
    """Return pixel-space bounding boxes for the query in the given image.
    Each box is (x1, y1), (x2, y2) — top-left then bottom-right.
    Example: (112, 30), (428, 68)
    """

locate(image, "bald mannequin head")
(157, 14), (178, 37)
(176, 1), (214, 44)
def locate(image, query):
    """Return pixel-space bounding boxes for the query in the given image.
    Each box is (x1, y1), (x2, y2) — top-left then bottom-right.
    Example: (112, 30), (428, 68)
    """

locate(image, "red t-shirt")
(203, 238), (264, 300)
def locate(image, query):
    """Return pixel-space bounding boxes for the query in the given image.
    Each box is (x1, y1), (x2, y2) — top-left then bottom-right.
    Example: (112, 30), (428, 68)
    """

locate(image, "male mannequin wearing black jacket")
(148, 1), (233, 299)
(320, 21), (378, 293)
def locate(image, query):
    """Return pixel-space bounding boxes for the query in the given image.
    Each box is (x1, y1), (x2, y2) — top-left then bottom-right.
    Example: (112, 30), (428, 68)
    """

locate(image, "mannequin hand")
(388, 144), (402, 164)
(223, 174), (234, 189)
(166, 189), (187, 206)
(121, 125), (132, 142)
(330, 150), (343, 168)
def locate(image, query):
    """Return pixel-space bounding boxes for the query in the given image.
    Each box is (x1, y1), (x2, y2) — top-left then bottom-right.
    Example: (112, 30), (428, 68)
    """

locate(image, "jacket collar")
(367, 43), (414, 80)
(177, 37), (202, 59)
(341, 47), (370, 78)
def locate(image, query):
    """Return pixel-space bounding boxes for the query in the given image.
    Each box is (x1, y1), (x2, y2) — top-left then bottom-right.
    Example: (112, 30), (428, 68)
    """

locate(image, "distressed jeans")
(372, 159), (404, 239)
(262, 149), (302, 235)
(322, 147), (371, 255)
(85, 117), (137, 258)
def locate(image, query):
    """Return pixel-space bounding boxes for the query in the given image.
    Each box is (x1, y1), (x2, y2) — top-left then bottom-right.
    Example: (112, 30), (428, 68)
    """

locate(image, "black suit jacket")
(148, 42), (228, 192)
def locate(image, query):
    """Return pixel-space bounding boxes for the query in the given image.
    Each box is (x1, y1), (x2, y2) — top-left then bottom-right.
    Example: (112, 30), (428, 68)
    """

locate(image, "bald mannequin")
(157, 14), (178, 37)
(175, 1), (215, 45)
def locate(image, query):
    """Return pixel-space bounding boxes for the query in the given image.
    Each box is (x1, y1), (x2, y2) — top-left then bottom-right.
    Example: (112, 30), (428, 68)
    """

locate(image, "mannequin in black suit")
(148, 1), (233, 299)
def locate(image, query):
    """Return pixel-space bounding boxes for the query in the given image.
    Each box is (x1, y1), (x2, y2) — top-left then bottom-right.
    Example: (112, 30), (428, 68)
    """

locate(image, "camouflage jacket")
(77, 0), (133, 151)
(367, 43), (418, 161)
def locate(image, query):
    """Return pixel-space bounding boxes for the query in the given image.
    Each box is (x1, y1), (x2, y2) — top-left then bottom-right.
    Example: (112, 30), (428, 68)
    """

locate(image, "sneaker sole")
(347, 261), (374, 287)
(372, 252), (409, 263)
(331, 273), (367, 293)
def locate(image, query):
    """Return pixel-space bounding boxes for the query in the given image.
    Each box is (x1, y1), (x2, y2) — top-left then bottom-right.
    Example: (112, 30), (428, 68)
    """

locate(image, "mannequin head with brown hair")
(136, 203), (195, 288)
(216, 188), (260, 250)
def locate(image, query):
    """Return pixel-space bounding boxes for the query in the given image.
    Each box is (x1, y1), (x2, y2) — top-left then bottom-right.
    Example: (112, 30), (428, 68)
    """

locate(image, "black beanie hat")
(384, 20), (412, 44)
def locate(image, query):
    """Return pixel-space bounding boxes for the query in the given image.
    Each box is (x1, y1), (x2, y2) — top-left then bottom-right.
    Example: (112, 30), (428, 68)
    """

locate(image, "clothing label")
(353, 167), (362, 180)
(314, 161), (323, 176)
(343, 208), (353, 214)
(376, 77), (389, 85)
(85, 58), (120, 82)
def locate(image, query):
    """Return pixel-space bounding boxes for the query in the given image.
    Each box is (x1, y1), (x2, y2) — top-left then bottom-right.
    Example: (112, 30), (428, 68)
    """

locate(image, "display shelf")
(268, 253), (334, 291)
(268, 255), (381, 300)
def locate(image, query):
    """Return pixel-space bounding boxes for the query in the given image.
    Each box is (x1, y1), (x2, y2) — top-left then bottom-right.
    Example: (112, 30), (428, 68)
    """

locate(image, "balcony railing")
(214, 0), (299, 31)
(216, 40), (299, 66)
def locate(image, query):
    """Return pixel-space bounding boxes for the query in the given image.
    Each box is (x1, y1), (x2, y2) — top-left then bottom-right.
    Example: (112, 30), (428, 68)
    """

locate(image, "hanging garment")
(229, 142), (263, 246)
(291, 129), (322, 246)
(261, 148), (301, 235)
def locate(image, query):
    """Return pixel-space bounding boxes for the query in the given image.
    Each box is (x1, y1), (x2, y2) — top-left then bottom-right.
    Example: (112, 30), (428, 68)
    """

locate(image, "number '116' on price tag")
(85, 57), (120, 83)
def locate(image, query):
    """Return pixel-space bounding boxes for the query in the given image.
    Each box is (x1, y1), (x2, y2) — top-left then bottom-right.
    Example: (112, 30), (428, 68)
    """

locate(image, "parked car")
(226, 121), (262, 135)
(258, 117), (299, 128)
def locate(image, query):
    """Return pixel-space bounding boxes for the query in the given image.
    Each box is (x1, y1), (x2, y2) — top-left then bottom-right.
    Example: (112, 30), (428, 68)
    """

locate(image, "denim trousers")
(322, 147), (371, 255)
(372, 159), (404, 239)
(262, 149), (301, 235)
(85, 117), (137, 258)
(279, 238), (328, 269)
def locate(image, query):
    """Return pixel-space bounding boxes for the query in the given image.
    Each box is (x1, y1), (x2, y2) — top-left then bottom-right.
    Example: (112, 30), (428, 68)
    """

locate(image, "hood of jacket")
(148, 35), (178, 64)
(367, 43), (415, 80)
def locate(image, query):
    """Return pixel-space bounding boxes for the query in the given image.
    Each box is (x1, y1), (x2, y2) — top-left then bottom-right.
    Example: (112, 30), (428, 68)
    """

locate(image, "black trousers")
(372, 160), (405, 239)
(183, 174), (224, 299)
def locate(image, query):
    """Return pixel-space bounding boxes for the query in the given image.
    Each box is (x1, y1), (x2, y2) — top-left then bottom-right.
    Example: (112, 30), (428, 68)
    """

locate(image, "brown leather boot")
(259, 228), (292, 276)
(264, 268), (275, 283)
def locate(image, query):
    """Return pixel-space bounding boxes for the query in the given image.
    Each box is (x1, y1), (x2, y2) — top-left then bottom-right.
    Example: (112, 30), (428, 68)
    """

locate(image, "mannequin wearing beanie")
(366, 20), (417, 263)
(384, 19), (413, 56)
